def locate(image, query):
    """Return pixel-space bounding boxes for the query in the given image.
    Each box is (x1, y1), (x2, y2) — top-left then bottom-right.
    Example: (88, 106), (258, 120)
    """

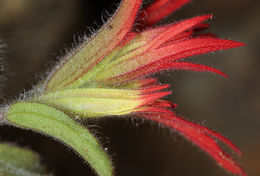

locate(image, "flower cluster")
(21, 0), (246, 175)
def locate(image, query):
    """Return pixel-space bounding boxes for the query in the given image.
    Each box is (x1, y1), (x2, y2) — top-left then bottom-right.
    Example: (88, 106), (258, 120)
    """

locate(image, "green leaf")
(0, 143), (50, 176)
(6, 102), (113, 176)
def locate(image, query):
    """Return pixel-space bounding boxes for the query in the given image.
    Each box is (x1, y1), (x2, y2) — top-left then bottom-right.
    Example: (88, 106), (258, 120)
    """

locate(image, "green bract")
(36, 88), (148, 117)
(45, 0), (141, 91)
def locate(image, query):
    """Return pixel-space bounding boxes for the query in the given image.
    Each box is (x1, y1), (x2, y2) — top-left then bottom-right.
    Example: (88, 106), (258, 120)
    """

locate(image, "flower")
(33, 0), (245, 175)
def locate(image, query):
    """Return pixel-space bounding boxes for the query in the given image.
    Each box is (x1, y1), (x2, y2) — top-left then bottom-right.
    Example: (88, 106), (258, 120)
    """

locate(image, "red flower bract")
(45, 0), (246, 175)
(101, 0), (245, 175)
(139, 0), (191, 26)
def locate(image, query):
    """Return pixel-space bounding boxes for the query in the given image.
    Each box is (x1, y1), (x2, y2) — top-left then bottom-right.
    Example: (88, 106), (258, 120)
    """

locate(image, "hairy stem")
(0, 107), (7, 124)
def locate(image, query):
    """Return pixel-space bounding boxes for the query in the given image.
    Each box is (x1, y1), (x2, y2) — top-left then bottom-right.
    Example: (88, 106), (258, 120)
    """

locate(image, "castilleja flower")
(5, 0), (245, 175)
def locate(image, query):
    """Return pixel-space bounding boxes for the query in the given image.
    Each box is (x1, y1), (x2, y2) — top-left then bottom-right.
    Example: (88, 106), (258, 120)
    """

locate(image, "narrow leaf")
(6, 102), (113, 176)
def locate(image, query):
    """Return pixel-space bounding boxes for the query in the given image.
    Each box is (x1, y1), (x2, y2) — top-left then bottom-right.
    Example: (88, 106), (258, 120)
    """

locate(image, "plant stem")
(0, 107), (7, 124)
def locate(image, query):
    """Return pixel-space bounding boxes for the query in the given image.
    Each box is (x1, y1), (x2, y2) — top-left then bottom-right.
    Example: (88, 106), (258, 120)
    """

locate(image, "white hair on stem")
(0, 39), (6, 94)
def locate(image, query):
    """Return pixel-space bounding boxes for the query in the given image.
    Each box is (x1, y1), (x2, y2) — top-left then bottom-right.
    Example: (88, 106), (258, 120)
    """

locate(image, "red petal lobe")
(139, 0), (191, 26)
(140, 113), (246, 176)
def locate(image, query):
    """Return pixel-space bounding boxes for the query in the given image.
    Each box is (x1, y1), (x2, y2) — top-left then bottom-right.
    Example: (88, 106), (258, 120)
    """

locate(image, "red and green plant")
(0, 0), (245, 176)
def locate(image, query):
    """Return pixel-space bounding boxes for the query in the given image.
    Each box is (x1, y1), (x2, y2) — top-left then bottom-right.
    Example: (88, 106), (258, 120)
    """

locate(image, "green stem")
(0, 107), (7, 124)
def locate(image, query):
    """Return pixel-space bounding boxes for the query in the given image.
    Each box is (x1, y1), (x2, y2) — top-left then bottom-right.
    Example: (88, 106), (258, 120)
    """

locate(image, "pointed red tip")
(150, 62), (229, 78)
(140, 78), (158, 87)
(203, 14), (213, 20)
(221, 40), (245, 49)
(136, 106), (174, 114)
(140, 84), (170, 94)
(174, 62), (229, 78)
(138, 0), (191, 26)
(235, 41), (246, 47)
(139, 91), (172, 107)
(149, 100), (178, 109)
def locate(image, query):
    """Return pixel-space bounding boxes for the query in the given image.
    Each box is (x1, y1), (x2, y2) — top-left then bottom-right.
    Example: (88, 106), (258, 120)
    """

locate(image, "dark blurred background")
(0, 0), (259, 175)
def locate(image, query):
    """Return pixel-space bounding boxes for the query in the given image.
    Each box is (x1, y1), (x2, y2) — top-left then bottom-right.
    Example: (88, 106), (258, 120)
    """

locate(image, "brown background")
(0, 0), (259, 175)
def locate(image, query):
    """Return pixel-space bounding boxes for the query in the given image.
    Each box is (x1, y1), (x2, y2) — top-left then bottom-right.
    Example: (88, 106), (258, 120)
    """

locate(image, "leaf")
(6, 102), (113, 176)
(0, 143), (50, 176)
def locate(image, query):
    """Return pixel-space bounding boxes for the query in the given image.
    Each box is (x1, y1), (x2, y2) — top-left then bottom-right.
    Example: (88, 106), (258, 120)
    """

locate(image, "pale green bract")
(36, 88), (144, 117)
(6, 102), (113, 176)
